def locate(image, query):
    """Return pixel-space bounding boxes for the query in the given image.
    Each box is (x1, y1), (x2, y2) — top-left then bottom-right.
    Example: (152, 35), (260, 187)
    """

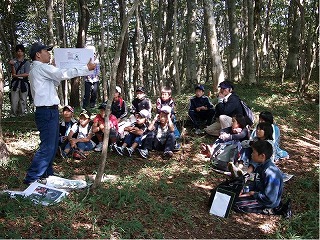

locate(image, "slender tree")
(93, 0), (140, 188)
(203, 0), (225, 91)
(226, 0), (241, 82)
(70, 0), (91, 107)
(186, 0), (197, 86)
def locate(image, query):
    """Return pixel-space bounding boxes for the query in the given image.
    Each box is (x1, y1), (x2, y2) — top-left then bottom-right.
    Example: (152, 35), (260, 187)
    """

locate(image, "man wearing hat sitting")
(188, 84), (215, 135)
(204, 80), (244, 136)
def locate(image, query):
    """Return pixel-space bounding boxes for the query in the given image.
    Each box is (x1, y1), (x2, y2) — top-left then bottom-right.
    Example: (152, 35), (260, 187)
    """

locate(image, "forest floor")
(0, 80), (319, 239)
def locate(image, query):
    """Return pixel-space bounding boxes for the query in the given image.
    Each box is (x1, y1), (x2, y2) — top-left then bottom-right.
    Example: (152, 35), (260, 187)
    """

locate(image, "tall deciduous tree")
(93, 0), (139, 188)
(186, 0), (197, 86)
(245, 0), (256, 84)
(284, 0), (300, 79)
(70, 0), (90, 108)
(226, 0), (241, 82)
(203, 0), (225, 92)
(0, 62), (9, 163)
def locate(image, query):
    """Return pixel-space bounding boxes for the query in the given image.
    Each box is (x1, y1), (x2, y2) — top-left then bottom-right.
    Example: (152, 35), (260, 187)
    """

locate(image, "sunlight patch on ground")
(258, 221), (278, 233)
(7, 136), (39, 155)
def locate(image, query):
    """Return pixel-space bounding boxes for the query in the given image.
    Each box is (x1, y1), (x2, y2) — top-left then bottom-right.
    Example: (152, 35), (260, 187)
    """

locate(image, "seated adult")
(204, 80), (243, 136)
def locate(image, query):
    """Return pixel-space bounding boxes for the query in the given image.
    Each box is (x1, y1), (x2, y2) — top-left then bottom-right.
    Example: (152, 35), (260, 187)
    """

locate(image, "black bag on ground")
(208, 176), (245, 208)
(210, 141), (239, 171)
(208, 176), (245, 218)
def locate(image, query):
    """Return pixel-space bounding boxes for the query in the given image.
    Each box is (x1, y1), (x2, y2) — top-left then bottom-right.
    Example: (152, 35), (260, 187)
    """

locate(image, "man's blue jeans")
(24, 108), (59, 184)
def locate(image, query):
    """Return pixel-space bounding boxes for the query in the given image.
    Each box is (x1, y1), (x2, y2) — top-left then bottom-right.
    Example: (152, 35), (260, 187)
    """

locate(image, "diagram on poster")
(54, 48), (94, 69)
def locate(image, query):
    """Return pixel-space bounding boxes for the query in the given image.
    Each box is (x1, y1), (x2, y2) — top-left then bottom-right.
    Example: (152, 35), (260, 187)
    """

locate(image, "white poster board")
(54, 48), (94, 69)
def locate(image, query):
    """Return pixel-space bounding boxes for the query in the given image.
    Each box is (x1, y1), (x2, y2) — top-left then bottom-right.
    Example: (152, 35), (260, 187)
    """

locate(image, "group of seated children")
(59, 85), (180, 160)
(201, 111), (290, 215)
(58, 82), (290, 216)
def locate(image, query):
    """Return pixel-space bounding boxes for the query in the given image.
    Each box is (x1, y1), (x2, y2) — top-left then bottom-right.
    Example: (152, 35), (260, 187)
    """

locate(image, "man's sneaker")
(173, 143), (181, 152)
(94, 142), (103, 152)
(137, 148), (149, 159)
(228, 162), (239, 178)
(114, 146), (124, 156)
(195, 129), (203, 135)
(37, 178), (47, 185)
(162, 151), (173, 159)
(123, 147), (134, 157)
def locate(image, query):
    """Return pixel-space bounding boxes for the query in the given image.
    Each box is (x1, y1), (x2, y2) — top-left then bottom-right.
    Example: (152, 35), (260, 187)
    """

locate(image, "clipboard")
(209, 187), (236, 218)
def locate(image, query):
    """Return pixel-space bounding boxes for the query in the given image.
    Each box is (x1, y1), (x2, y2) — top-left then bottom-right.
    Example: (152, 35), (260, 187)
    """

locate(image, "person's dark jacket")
(215, 93), (243, 117)
(111, 97), (128, 119)
(131, 97), (152, 114)
(189, 96), (214, 112)
(253, 159), (283, 208)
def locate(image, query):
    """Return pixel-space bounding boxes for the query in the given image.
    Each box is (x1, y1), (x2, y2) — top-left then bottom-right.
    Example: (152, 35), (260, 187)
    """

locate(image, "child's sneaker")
(123, 147), (134, 157)
(162, 151), (173, 159)
(137, 148), (149, 159)
(94, 142), (103, 152)
(113, 146), (124, 156)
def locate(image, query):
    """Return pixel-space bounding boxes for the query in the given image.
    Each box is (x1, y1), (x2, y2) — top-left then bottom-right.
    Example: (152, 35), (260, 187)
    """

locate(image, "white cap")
(116, 86), (121, 94)
(160, 106), (172, 114)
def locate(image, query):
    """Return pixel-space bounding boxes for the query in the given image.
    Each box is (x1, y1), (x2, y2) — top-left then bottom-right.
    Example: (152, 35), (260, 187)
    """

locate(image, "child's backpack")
(210, 140), (239, 171)
(240, 100), (255, 126)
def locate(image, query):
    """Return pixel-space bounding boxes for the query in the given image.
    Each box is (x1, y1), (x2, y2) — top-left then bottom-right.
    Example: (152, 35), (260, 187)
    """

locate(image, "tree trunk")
(93, 0), (139, 188)
(186, 0), (197, 86)
(0, 61), (10, 164)
(70, 0), (90, 107)
(45, 0), (54, 46)
(296, 0), (306, 95)
(284, 0), (300, 79)
(136, 7), (144, 86)
(226, 0), (241, 82)
(116, 0), (129, 94)
(173, 0), (181, 94)
(203, 0), (225, 92)
(99, 0), (107, 101)
(246, 0), (256, 84)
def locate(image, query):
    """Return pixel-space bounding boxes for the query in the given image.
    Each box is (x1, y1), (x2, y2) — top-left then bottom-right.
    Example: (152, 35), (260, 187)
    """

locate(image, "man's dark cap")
(29, 42), (53, 59)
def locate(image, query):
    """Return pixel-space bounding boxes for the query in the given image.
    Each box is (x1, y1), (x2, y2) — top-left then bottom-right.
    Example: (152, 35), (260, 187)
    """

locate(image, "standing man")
(82, 52), (100, 109)
(8, 44), (31, 116)
(24, 42), (96, 185)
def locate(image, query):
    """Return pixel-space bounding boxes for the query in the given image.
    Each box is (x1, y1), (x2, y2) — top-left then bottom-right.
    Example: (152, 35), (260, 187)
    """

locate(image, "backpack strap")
(15, 59), (27, 74)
